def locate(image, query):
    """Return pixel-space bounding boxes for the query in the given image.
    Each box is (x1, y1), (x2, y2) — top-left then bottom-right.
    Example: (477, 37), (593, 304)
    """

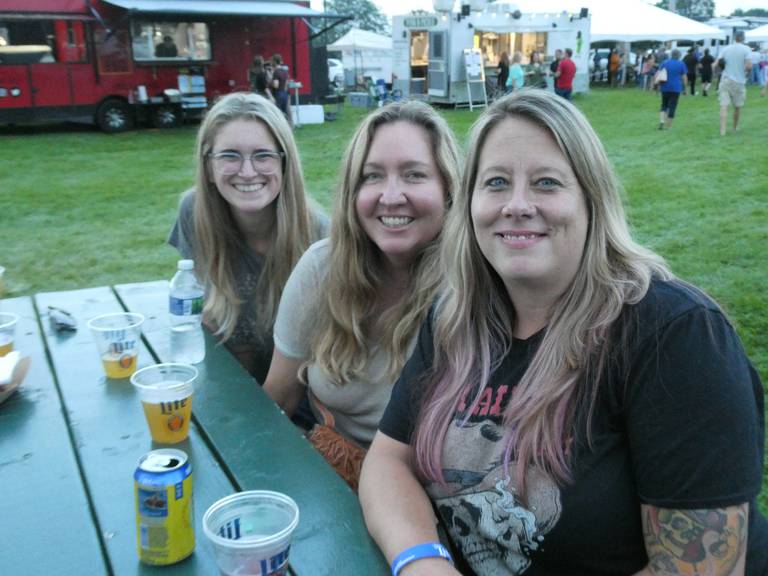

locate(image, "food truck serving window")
(131, 21), (211, 61)
(0, 20), (56, 64)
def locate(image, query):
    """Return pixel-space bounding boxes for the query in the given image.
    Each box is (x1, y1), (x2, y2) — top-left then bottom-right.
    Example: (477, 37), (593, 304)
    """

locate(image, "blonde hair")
(191, 92), (319, 342)
(414, 90), (672, 495)
(311, 101), (461, 384)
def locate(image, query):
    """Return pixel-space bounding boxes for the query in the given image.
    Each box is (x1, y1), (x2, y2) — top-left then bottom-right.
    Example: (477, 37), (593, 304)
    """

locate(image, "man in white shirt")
(716, 30), (753, 136)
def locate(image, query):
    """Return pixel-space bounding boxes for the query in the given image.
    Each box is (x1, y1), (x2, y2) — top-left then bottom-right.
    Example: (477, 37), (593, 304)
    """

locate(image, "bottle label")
(169, 296), (203, 316)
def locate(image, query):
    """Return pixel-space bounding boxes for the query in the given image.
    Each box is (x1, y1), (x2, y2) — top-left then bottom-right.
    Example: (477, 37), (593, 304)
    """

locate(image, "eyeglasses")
(209, 150), (285, 175)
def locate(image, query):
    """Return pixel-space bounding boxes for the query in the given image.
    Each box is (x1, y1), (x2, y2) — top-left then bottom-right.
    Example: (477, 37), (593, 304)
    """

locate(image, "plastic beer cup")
(131, 363), (196, 444)
(87, 312), (144, 378)
(0, 312), (19, 357)
(203, 491), (300, 576)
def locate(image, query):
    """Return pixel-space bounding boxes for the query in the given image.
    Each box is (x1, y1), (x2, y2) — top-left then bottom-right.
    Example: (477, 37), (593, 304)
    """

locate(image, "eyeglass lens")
(212, 152), (281, 175)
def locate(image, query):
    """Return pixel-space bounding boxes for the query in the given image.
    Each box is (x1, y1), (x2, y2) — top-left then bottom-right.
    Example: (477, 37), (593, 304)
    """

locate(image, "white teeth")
(503, 234), (539, 240)
(234, 183), (265, 193)
(380, 216), (413, 227)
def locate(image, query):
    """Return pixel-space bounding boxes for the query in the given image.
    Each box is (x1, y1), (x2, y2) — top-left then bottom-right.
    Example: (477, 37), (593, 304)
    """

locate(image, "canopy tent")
(512, 0), (725, 42)
(327, 28), (392, 51)
(327, 28), (393, 84)
(746, 24), (768, 41)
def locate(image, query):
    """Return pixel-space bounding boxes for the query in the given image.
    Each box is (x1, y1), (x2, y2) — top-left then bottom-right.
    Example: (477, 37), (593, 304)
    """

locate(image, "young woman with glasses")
(168, 92), (328, 382)
(263, 101), (461, 488)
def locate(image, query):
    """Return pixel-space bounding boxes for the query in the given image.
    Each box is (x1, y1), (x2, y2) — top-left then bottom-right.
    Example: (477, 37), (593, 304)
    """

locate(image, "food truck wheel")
(152, 105), (180, 129)
(97, 99), (134, 133)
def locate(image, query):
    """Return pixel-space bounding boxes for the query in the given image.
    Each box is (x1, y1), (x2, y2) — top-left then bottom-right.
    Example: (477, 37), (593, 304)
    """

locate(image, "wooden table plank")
(35, 287), (239, 575)
(0, 296), (108, 575)
(116, 281), (389, 576)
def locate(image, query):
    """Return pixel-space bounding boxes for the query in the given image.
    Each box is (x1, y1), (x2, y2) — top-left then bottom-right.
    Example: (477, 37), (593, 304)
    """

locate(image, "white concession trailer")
(392, 1), (591, 105)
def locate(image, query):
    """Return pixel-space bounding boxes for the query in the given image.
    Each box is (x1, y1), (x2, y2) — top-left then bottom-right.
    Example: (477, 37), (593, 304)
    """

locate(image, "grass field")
(1, 86), (766, 512)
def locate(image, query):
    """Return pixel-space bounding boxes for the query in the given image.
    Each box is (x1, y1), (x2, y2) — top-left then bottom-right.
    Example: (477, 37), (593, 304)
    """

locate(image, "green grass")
(1, 87), (766, 513)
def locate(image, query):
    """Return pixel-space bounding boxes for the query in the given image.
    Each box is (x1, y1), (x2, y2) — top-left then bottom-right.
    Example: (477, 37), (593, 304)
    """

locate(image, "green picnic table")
(0, 281), (388, 575)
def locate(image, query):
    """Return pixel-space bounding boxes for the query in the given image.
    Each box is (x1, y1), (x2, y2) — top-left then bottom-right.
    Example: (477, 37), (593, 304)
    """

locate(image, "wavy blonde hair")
(192, 92), (319, 342)
(414, 90), (672, 495)
(311, 101), (461, 385)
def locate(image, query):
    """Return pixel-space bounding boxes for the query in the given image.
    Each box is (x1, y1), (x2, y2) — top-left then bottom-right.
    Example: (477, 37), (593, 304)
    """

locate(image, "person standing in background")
(554, 48), (576, 101)
(700, 48), (715, 96)
(497, 52), (510, 96)
(716, 30), (753, 136)
(608, 48), (620, 87)
(155, 35), (178, 58)
(248, 55), (274, 102)
(506, 51), (525, 92)
(683, 47), (699, 95)
(525, 51), (547, 89)
(550, 48), (563, 78)
(270, 53), (292, 126)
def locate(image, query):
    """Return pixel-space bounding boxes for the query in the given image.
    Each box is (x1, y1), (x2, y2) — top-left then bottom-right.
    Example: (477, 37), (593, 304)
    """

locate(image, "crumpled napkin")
(0, 351), (22, 386)
(0, 352), (30, 404)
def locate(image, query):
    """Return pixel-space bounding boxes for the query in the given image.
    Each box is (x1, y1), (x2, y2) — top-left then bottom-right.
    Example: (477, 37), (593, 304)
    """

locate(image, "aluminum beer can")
(134, 448), (195, 565)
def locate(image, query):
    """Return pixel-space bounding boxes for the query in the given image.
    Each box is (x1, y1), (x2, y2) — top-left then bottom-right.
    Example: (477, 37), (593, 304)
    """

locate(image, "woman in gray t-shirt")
(168, 92), (327, 382)
(263, 101), (461, 449)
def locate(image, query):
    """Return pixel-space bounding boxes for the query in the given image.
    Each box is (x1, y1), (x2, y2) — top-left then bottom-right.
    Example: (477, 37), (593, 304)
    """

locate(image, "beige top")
(274, 239), (414, 447)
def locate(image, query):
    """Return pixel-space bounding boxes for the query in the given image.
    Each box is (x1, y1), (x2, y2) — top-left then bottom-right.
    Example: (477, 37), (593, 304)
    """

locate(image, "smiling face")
(471, 116), (589, 301)
(355, 121), (446, 271)
(209, 118), (282, 217)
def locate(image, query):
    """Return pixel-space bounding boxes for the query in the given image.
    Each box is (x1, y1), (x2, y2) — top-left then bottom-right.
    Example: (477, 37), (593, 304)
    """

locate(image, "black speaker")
(461, 4), (470, 16)
(580, 7), (589, 18)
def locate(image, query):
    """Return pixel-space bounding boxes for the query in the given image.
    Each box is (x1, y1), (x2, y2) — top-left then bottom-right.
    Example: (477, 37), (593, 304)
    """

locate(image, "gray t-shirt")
(168, 190), (329, 382)
(273, 238), (415, 447)
(720, 42), (752, 84)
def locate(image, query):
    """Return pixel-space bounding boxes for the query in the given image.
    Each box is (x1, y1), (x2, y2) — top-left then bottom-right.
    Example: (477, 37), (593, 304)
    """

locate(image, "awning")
(101, 0), (328, 18)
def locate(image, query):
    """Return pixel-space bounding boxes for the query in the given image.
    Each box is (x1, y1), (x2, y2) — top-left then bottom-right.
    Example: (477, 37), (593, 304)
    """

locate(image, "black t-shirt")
(380, 279), (768, 575)
(683, 53), (698, 74)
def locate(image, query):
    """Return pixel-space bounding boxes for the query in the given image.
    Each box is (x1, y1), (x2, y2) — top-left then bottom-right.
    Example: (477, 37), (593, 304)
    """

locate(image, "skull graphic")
(429, 420), (562, 575)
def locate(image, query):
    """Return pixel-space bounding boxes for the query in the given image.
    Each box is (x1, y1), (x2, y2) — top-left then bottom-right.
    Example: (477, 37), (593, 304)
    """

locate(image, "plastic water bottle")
(169, 259), (206, 364)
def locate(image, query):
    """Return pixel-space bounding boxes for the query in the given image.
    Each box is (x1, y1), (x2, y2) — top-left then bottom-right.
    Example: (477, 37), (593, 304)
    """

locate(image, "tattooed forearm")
(641, 504), (748, 575)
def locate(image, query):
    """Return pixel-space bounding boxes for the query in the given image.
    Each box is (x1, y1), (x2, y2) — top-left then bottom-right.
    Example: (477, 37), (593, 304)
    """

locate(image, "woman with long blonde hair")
(264, 101), (460, 469)
(360, 90), (767, 575)
(168, 92), (328, 381)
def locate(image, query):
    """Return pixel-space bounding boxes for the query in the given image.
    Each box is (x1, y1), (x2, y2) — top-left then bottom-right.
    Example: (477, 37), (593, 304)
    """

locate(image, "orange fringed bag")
(306, 393), (367, 492)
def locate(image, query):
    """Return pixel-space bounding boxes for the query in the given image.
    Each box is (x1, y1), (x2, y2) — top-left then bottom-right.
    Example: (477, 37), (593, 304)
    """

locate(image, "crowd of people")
(167, 64), (767, 573)
(496, 48), (576, 100)
(247, 53), (292, 125)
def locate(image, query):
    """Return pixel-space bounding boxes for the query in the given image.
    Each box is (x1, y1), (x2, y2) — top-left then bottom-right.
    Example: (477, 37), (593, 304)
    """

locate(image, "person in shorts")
(716, 30), (753, 136)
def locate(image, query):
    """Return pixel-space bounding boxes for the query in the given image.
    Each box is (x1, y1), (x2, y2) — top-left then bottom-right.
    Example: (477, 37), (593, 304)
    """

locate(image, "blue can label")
(169, 296), (203, 316)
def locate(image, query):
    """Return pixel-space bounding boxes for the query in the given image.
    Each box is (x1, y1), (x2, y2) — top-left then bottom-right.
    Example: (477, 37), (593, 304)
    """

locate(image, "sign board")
(463, 48), (484, 81)
(404, 16), (439, 28)
(462, 48), (486, 111)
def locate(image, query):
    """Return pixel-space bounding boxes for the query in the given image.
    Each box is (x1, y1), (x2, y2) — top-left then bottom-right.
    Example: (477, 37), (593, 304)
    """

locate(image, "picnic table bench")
(0, 281), (388, 575)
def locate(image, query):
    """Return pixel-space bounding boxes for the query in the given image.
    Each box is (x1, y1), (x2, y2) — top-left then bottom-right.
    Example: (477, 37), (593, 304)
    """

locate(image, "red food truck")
(0, 0), (337, 132)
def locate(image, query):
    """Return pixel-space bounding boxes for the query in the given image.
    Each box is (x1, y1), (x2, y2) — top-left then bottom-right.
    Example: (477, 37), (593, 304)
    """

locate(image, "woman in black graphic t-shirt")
(359, 90), (768, 576)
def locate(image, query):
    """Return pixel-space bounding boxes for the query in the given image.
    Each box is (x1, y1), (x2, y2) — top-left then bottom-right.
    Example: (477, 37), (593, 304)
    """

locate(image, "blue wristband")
(391, 542), (453, 576)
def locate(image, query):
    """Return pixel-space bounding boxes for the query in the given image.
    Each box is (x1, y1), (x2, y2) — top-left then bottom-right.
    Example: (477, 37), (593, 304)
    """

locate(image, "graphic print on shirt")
(427, 416), (562, 575)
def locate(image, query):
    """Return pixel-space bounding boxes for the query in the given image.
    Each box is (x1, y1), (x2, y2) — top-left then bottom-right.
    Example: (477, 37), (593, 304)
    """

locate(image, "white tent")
(512, 0), (725, 42)
(328, 28), (392, 52)
(746, 24), (768, 41)
(328, 28), (393, 84)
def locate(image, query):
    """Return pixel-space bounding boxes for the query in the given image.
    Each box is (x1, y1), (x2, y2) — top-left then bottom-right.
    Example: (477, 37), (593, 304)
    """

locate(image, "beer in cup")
(131, 363), (196, 444)
(87, 312), (144, 378)
(0, 312), (19, 357)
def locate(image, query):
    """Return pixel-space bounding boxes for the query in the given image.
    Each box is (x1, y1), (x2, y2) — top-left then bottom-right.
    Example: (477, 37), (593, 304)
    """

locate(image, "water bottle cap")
(177, 259), (194, 271)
